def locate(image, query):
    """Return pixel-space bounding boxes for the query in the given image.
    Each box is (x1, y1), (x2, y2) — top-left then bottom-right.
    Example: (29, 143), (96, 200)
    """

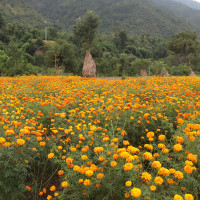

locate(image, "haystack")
(140, 68), (147, 76)
(189, 68), (197, 76)
(160, 67), (170, 76)
(82, 50), (96, 77)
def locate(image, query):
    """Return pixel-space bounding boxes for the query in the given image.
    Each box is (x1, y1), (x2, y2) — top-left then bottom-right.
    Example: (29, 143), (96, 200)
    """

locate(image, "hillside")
(171, 0), (200, 10)
(0, 0), (199, 37)
(153, 0), (200, 28)
(0, 0), (44, 28)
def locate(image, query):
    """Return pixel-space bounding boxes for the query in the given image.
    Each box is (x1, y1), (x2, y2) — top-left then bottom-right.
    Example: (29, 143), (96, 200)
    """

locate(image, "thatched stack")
(82, 51), (96, 77)
(189, 68), (197, 76)
(140, 68), (147, 76)
(160, 67), (170, 76)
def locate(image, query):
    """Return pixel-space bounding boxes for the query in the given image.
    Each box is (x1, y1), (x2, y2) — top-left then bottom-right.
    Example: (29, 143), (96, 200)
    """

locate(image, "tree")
(73, 10), (99, 51)
(167, 31), (200, 66)
(73, 10), (100, 77)
(114, 30), (128, 52)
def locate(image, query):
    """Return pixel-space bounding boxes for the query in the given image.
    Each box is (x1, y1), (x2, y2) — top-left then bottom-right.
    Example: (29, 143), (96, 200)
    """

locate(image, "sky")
(194, 0), (200, 2)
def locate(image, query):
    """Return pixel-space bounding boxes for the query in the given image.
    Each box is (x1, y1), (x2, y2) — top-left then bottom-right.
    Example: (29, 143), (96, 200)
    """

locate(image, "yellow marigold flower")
(47, 195), (52, 200)
(174, 171), (184, 179)
(61, 181), (68, 187)
(144, 144), (153, 151)
(147, 132), (154, 138)
(97, 173), (104, 179)
(83, 179), (91, 186)
(141, 172), (152, 182)
(151, 161), (162, 169)
(4, 142), (11, 147)
(150, 185), (156, 191)
(0, 137), (6, 144)
(158, 134), (165, 141)
(99, 156), (104, 161)
(79, 179), (83, 183)
(113, 154), (119, 159)
(124, 163), (134, 171)
(184, 194), (194, 200)
(120, 152), (130, 159)
(113, 138), (119, 142)
(66, 157), (73, 165)
(54, 192), (59, 197)
(131, 188), (141, 198)
(16, 139), (25, 145)
(48, 153), (55, 159)
(174, 144), (182, 152)
(50, 185), (56, 191)
(143, 152), (153, 160)
(85, 170), (94, 177)
(169, 168), (176, 174)
(110, 161), (117, 167)
(154, 176), (163, 185)
(81, 155), (88, 160)
(185, 160), (193, 166)
(158, 143), (166, 149)
(162, 148), (169, 154)
(123, 140), (130, 146)
(40, 142), (46, 146)
(125, 181), (132, 187)
(94, 147), (104, 153)
(174, 194), (183, 200)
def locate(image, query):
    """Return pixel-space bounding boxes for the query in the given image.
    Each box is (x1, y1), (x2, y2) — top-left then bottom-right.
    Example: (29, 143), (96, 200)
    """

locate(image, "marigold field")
(0, 76), (199, 200)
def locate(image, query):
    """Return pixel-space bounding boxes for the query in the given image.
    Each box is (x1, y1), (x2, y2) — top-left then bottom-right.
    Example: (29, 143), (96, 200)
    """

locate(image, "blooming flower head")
(16, 139), (25, 146)
(131, 188), (141, 198)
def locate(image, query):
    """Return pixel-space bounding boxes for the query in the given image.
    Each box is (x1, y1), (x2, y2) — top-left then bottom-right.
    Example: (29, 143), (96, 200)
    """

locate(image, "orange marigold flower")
(26, 186), (31, 191)
(58, 170), (64, 175)
(50, 185), (56, 191)
(125, 193), (130, 198)
(81, 155), (88, 160)
(151, 161), (162, 169)
(158, 134), (165, 141)
(110, 161), (117, 167)
(154, 176), (163, 185)
(150, 185), (156, 191)
(141, 172), (152, 182)
(174, 144), (182, 152)
(147, 132), (154, 138)
(124, 163), (134, 171)
(174, 171), (184, 179)
(48, 153), (55, 159)
(83, 179), (91, 186)
(47, 195), (52, 200)
(61, 181), (68, 187)
(97, 173), (104, 179)
(143, 152), (153, 160)
(85, 170), (94, 177)
(94, 147), (104, 153)
(54, 192), (59, 197)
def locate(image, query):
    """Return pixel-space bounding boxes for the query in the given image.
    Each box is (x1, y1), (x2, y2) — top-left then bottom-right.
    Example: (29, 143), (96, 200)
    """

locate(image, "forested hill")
(153, 0), (200, 29)
(1, 0), (200, 36)
(0, 0), (44, 27)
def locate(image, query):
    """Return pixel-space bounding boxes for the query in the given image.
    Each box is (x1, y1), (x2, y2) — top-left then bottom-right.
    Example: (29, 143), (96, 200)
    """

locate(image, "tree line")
(0, 11), (200, 77)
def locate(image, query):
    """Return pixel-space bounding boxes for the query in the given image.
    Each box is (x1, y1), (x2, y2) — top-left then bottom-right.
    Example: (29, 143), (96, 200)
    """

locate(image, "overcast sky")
(194, 0), (200, 2)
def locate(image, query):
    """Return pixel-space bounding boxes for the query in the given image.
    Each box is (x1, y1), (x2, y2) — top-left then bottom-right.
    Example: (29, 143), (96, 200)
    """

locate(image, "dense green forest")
(1, 9), (200, 77)
(0, 0), (199, 36)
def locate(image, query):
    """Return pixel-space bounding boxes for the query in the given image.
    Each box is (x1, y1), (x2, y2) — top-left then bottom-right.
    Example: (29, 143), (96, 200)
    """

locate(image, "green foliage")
(167, 31), (200, 66)
(73, 10), (100, 51)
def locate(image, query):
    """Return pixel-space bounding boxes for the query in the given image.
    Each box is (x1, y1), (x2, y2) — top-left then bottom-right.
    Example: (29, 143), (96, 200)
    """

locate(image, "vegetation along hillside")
(0, 0), (198, 37)
(0, 0), (44, 28)
(153, 0), (200, 29)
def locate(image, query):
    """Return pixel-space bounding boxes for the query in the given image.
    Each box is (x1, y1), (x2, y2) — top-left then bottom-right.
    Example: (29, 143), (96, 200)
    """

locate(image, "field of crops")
(0, 76), (199, 200)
